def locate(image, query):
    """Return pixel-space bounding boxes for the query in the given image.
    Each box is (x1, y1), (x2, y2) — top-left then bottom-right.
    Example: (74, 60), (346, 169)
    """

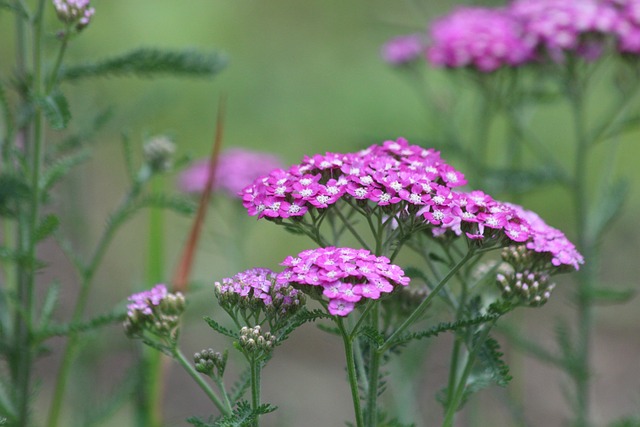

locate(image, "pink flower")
(427, 7), (534, 71)
(509, 0), (620, 57)
(277, 247), (410, 316)
(381, 34), (425, 65)
(179, 148), (283, 198)
(127, 284), (169, 316)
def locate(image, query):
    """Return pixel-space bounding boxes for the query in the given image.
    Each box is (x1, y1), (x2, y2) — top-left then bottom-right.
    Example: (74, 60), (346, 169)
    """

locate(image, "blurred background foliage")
(1, 0), (640, 425)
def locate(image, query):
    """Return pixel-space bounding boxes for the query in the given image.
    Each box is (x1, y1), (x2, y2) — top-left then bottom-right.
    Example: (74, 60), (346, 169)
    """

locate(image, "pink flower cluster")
(215, 267), (302, 310)
(509, 0), (620, 53)
(127, 284), (169, 316)
(384, 0), (640, 72)
(434, 191), (584, 270)
(179, 148), (283, 198)
(608, 0), (640, 52)
(277, 247), (410, 316)
(381, 35), (425, 65)
(52, 0), (95, 29)
(241, 137), (466, 220)
(427, 7), (535, 72)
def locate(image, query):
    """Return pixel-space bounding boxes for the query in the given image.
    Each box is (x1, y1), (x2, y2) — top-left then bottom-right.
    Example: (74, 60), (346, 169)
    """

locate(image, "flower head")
(242, 137), (467, 221)
(427, 7), (534, 71)
(381, 34), (424, 65)
(124, 284), (185, 340)
(53, 0), (95, 30)
(509, 0), (620, 56)
(607, 0), (640, 53)
(277, 247), (410, 316)
(179, 148), (283, 198)
(143, 135), (175, 173)
(215, 267), (305, 320)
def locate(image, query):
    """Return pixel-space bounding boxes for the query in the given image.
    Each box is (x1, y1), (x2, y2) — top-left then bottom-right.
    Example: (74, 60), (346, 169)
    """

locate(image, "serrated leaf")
(0, 173), (30, 217)
(203, 317), (237, 339)
(587, 179), (629, 242)
(39, 91), (71, 130)
(358, 326), (385, 348)
(37, 309), (126, 340)
(138, 193), (197, 216)
(206, 400), (276, 427)
(61, 48), (228, 81)
(35, 214), (60, 242)
(38, 282), (60, 330)
(40, 149), (90, 193)
(587, 286), (636, 305)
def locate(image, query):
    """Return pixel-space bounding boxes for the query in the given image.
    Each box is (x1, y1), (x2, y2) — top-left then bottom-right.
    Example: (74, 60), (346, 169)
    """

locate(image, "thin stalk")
(333, 206), (371, 252)
(15, 1), (46, 424)
(365, 305), (380, 427)
(48, 171), (150, 427)
(442, 323), (494, 427)
(381, 249), (476, 353)
(250, 356), (262, 427)
(137, 177), (167, 427)
(45, 24), (71, 94)
(337, 318), (364, 427)
(173, 347), (231, 415)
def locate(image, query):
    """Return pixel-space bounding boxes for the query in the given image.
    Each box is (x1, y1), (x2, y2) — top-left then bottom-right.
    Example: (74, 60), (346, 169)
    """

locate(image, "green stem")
(381, 249), (476, 353)
(14, 1), (46, 424)
(48, 171), (150, 427)
(334, 205), (371, 252)
(568, 70), (594, 427)
(173, 347), (231, 416)
(137, 177), (166, 427)
(365, 305), (380, 427)
(442, 324), (494, 427)
(45, 25), (71, 94)
(337, 318), (364, 427)
(250, 356), (262, 427)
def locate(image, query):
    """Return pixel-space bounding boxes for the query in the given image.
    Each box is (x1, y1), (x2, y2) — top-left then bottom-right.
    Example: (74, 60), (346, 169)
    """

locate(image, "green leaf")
(40, 149), (91, 193)
(35, 214), (60, 242)
(587, 286), (636, 305)
(229, 369), (251, 404)
(37, 309), (126, 340)
(358, 325), (384, 348)
(586, 179), (629, 242)
(273, 308), (330, 342)
(138, 193), (197, 216)
(206, 400), (276, 427)
(203, 317), (237, 339)
(39, 91), (71, 130)
(0, 173), (30, 217)
(61, 48), (228, 81)
(38, 282), (60, 330)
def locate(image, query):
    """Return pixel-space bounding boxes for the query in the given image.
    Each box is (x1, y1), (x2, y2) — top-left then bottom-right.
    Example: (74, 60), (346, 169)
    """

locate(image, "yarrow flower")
(426, 7), (534, 72)
(124, 284), (185, 340)
(607, 0), (640, 53)
(52, 0), (95, 30)
(179, 148), (283, 198)
(509, 0), (620, 56)
(215, 267), (304, 319)
(381, 34), (424, 65)
(241, 137), (467, 220)
(277, 247), (410, 316)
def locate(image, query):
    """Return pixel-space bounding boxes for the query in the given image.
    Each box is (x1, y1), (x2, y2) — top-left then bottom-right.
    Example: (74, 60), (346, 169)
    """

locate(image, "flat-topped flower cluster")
(383, 0), (640, 71)
(277, 247), (410, 316)
(242, 137), (583, 272)
(241, 137), (466, 220)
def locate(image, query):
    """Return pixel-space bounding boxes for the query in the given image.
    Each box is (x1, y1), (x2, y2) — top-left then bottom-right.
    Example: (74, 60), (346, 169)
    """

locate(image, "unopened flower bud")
(143, 136), (175, 173)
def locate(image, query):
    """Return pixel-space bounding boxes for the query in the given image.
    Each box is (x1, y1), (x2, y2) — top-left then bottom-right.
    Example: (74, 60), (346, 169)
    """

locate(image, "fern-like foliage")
(203, 317), (237, 339)
(61, 48), (228, 81)
(37, 310), (126, 340)
(274, 308), (330, 342)
(187, 401), (277, 427)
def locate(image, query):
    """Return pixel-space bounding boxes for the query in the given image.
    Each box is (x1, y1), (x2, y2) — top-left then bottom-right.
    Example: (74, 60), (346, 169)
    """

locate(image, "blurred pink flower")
(381, 34), (424, 65)
(179, 148), (283, 198)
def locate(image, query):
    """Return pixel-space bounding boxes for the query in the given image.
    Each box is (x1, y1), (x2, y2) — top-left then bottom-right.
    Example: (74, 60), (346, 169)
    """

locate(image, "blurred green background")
(2, 0), (640, 425)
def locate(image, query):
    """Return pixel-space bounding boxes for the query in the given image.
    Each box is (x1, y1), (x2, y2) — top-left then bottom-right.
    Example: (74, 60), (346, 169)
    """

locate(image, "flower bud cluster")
(124, 284), (185, 341)
(238, 325), (276, 354)
(215, 268), (305, 322)
(194, 348), (227, 377)
(143, 136), (175, 173)
(52, 0), (95, 30)
(497, 269), (555, 307)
